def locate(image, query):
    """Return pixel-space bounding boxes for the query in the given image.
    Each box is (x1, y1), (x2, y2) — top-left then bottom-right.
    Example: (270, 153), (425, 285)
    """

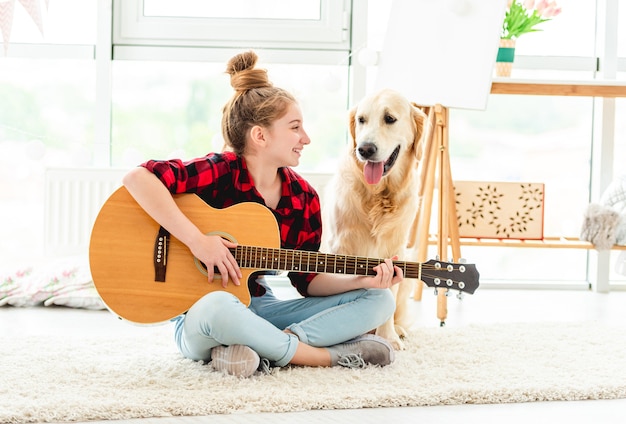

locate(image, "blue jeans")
(173, 278), (395, 367)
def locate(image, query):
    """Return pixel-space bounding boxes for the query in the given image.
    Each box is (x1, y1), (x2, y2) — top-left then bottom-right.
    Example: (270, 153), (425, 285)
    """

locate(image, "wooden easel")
(408, 104), (462, 326)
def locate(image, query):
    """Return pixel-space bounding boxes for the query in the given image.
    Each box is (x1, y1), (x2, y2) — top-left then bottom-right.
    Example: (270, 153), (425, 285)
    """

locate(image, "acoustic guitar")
(89, 186), (479, 324)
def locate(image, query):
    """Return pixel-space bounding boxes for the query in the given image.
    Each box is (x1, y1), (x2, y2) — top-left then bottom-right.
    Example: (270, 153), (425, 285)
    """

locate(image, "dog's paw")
(376, 328), (405, 350)
(394, 324), (409, 340)
(389, 335), (405, 351)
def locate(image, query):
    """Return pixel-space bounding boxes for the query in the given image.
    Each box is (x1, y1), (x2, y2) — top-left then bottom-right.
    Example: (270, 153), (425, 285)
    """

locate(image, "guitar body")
(89, 186), (280, 324)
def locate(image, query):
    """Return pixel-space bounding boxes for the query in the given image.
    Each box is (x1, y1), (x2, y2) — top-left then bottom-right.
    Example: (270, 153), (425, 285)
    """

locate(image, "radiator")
(44, 168), (129, 256)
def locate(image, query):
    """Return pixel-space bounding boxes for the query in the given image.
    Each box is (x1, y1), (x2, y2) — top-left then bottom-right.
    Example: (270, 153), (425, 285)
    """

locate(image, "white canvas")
(375, 0), (507, 110)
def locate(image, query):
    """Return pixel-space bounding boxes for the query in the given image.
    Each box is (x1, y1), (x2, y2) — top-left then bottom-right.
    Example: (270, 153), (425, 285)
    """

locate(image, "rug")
(2, 321), (626, 423)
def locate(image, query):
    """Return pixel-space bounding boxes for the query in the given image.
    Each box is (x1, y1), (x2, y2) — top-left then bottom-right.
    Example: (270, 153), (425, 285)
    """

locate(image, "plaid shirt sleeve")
(141, 153), (228, 195)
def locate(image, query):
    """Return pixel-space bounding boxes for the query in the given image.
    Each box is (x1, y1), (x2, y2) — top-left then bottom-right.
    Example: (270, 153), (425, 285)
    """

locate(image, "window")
(6, 0), (96, 45)
(111, 58), (350, 171)
(113, 0), (348, 50)
(110, 0), (353, 169)
(143, 0), (322, 20)
(448, 95), (595, 286)
(0, 1), (97, 265)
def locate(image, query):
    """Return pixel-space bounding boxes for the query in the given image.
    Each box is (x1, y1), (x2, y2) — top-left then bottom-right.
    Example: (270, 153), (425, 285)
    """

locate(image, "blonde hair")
(222, 51), (296, 155)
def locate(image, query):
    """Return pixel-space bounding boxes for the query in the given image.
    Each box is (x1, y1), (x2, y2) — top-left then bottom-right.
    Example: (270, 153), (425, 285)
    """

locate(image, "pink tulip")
(543, 1), (561, 17)
(536, 0), (550, 14)
(523, 0), (535, 9)
(545, 6), (561, 17)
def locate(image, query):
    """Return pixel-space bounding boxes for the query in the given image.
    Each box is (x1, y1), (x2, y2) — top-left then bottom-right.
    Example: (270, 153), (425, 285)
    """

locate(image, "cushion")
(0, 267), (34, 302)
(0, 255), (105, 310)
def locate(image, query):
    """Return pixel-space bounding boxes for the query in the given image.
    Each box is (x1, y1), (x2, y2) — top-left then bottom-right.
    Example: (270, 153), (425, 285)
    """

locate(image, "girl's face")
(264, 102), (311, 168)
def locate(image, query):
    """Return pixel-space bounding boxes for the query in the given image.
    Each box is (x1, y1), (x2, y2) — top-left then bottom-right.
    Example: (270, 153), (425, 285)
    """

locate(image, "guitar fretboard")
(232, 245), (422, 279)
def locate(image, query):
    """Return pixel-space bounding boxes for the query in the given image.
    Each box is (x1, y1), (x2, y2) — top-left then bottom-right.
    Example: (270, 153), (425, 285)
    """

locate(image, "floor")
(3, 287), (626, 424)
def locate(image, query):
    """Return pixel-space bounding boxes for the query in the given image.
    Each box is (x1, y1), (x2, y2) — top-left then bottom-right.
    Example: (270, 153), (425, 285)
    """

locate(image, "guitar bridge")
(154, 226), (170, 282)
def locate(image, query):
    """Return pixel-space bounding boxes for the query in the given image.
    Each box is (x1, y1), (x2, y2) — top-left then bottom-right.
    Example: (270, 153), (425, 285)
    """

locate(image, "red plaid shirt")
(141, 151), (322, 297)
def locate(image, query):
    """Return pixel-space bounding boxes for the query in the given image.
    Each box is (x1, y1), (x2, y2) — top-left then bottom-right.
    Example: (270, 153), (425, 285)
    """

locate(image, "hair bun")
(226, 50), (272, 92)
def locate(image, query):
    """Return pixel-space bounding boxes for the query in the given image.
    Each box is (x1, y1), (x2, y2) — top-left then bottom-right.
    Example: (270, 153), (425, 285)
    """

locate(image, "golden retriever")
(323, 88), (428, 350)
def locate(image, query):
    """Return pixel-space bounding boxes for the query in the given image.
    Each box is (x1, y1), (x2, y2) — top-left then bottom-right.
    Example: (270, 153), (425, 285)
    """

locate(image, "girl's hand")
(366, 256), (404, 289)
(189, 235), (242, 287)
(306, 256), (403, 296)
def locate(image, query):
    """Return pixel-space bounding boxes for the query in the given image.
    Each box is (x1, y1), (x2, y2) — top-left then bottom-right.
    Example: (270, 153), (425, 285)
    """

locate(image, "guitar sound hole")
(197, 260), (220, 274)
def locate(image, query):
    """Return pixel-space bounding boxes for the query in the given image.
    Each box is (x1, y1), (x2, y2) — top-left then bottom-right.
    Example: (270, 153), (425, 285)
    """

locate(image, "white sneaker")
(210, 345), (260, 378)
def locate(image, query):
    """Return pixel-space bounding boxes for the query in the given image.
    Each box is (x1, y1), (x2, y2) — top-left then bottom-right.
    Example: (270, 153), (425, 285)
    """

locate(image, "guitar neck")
(232, 245), (421, 278)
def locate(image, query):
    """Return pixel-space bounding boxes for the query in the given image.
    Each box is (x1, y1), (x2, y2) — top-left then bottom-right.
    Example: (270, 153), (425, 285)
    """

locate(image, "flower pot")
(495, 38), (516, 77)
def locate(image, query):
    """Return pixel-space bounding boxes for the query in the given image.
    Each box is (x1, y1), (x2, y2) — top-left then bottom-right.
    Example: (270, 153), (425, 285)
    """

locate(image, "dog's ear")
(410, 103), (428, 162)
(348, 106), (358, 148)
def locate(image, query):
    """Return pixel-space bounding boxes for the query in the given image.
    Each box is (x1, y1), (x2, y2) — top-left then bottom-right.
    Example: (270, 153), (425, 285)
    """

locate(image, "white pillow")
(44, 285), (105, 310)
(0, 267), (34, 304)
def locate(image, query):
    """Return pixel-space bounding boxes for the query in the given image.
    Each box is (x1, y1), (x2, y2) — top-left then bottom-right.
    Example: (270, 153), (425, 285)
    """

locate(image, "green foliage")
(501, 0), (561, 40)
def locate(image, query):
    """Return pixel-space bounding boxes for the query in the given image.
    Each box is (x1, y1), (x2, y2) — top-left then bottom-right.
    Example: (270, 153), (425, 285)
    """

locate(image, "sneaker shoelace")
(258, 357), (272, 375)
(337, 353), (366, 369)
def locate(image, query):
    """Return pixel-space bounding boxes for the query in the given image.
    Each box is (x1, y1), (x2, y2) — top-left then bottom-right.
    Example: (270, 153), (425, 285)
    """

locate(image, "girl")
(123, 51), (403, 377)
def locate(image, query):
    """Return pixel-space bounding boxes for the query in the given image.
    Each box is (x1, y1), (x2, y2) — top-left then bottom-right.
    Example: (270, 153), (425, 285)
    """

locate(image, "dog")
(323, 88), (428, 350)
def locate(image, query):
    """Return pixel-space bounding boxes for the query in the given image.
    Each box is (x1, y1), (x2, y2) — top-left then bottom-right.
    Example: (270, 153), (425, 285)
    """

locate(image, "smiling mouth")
(382, 145), (400, 176)
(363, 144), (401, 185)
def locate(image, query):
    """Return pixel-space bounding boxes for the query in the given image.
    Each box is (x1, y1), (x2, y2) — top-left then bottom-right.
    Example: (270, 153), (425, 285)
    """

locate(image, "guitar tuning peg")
(458, 258), (467, 264)
(457, 291), (464, 300)
(435, 255), (440, 261)
(445, 289), (451, 297)
(433, 288), (438, 296)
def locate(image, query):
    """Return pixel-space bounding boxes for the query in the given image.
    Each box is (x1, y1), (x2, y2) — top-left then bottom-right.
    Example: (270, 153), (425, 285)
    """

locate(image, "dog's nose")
(357, 142), (377, 160)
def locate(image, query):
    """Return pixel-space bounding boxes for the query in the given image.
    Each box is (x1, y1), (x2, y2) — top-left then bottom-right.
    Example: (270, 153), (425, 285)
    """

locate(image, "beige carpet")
(2, 321), (626, 423)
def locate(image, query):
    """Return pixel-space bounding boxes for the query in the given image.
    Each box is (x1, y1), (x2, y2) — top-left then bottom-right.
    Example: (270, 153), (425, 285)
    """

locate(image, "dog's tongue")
(364, 161), (384, 185)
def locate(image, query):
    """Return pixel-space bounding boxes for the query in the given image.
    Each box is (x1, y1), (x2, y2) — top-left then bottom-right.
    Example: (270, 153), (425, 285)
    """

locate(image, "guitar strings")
(231, 246), (469, 275)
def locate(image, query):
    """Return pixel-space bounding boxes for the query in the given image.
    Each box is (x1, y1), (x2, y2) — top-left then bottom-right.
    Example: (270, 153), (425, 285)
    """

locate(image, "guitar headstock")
(421, 259), (479, 294)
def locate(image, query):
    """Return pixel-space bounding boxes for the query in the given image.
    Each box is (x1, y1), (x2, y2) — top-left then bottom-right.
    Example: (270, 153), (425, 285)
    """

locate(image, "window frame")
(112, 0), (350, 50)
